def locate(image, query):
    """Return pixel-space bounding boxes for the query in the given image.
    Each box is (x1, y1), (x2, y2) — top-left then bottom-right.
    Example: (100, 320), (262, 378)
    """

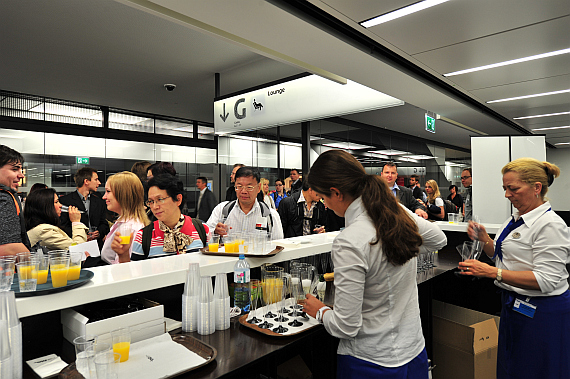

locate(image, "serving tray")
(238, 303), (320, 337)
(11, 270), (94, 298)
(200, 245), (284, 258)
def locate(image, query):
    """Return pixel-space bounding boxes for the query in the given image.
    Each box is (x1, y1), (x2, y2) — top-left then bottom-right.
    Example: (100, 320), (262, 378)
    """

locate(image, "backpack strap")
(141, 222), (156, 259)
(221, 200), (237, 223)
(191, 217), (207, 247)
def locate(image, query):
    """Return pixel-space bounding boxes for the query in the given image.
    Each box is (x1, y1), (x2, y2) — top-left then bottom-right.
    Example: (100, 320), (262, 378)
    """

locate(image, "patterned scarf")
(159, 216), (193, 254)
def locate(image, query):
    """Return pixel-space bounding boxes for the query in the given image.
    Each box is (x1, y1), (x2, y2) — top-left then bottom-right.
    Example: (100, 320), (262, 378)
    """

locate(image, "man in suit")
(225, 163), (244, 201)
(195, 176), (216, 222)
(409, 174), (427, 202)
(381, 162), (428, 219)
(288, 168), (302, 194)
(59, 167), (109, 249)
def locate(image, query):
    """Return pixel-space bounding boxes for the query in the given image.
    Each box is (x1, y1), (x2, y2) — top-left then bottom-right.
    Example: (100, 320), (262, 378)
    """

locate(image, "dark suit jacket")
(59, 190), (110, 249)
(287, 179), (302, 195)
(412, 185), (424, 200)
(396, 186), (426, 213)
(225, 186), (237, 202)
(195, 188), (217, 222)
(278, 191), (327, 238)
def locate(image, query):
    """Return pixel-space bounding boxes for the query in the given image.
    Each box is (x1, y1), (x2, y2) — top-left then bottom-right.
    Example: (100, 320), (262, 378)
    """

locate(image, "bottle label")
(234, 270), (250, 283)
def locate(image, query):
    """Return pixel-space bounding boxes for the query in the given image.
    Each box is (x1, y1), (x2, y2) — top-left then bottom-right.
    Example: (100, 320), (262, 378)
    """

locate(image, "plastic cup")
(49, 256), (70, 288)
(73, 335), (96, 378)
(0, 258), (16, 291)
(119, 224), (131, 245)
(86, 342), (112, 378)
(35, 255), (50, 285)
(68, 252), (82, 281)
(16, 252), (34, 263)
(94, 351), (121, 379)
(112, 327), (131, 362)
(208, 235), (220, 252)
(16, 261), (38, 292)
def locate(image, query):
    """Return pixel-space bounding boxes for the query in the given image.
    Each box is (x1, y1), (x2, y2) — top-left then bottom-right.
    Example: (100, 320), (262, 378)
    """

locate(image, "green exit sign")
(425, 114), (436, 133)
(76, 157), (90, 164)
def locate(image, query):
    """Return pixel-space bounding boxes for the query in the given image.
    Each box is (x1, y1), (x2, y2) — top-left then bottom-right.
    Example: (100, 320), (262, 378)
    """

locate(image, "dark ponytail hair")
(308, 150), (422, 265)
(24, 188), (61, 230)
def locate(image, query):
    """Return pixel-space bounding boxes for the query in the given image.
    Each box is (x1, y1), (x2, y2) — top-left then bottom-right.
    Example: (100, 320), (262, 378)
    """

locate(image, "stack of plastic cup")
(213, 273), (230, 330)
(182, 263), (200, 332)
(0, 319), (11, 378)
(197, 276), (215, 335)
(0, 292), (22, 379)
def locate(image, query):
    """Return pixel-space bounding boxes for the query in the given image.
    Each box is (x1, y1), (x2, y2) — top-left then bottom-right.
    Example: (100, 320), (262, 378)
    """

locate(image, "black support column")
(301, 121), (310, 176)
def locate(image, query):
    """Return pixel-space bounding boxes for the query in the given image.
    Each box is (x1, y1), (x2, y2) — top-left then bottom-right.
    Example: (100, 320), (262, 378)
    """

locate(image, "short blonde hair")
(425, 179), (441, 203)
(107, 171), (150, 225)
(502, 158), (560, 200)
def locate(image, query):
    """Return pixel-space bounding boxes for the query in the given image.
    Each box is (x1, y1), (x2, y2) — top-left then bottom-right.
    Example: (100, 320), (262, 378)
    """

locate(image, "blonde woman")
(425, 179), (444, 220)
(101, 171), (150, 264)
(260, 178), (276, 209)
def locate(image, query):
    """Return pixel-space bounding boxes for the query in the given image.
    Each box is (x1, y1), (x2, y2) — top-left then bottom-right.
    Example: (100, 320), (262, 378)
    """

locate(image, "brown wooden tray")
(200, 245), (284, 257)
(238, 310), (320, 337)
(58, 332), (216, 378)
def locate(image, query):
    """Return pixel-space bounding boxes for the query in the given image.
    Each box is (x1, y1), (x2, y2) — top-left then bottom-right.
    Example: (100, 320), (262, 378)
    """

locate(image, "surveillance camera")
(164, 84), (176, 91)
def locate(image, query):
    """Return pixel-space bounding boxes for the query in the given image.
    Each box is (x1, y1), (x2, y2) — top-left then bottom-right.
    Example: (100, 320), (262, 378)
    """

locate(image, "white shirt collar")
(513, 201), (552, 227)
(297, 191), (306, 204)
(200, 187), (207, 195)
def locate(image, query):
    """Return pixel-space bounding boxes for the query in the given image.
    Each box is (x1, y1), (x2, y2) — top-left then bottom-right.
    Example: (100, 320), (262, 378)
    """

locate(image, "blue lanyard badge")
(513, 298), (536, 318)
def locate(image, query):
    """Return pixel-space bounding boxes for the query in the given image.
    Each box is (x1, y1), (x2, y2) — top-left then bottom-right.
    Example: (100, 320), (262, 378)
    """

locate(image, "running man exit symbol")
(425, 114), (435, 133)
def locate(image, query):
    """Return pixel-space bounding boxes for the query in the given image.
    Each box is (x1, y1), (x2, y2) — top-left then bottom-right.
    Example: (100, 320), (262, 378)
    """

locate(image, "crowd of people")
(2, 142), (569, 378)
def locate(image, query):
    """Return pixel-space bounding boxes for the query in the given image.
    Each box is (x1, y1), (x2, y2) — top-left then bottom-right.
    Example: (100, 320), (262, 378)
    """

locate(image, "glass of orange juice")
(49, 256), (70, 288)
(36, 255), (50, 285)
(68, 252), (82, 281)
(119, 224), (132, 245)
(208, 235), (220, 252)
(112, 327), (131, 362)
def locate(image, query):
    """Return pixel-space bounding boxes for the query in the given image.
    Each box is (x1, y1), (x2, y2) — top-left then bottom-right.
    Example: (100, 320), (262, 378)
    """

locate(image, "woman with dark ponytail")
(303, 150), (447, 378)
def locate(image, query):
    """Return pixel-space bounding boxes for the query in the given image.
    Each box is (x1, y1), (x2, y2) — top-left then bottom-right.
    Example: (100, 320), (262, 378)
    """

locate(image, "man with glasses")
(207, 166), (283, 240)
(461, 168), (472, 221)
(0, 145), (30, 256)
(272, 179), (287, 208)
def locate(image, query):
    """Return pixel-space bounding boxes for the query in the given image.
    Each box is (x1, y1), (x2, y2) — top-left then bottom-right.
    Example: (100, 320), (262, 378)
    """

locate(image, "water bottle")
(233, 254), (250, 312)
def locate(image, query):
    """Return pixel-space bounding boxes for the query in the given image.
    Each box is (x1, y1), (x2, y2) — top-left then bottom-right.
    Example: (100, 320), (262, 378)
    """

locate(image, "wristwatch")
(316, 306), (331, 324)
(496, 268), (503, 282)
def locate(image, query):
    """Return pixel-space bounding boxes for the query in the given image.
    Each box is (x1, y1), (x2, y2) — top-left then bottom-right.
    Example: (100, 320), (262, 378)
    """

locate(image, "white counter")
(16, 233), (338, 318)
(434, 221), (502, 235)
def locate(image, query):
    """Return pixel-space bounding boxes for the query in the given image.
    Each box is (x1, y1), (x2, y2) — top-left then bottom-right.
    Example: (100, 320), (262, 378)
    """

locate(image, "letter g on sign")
(234, 98), (246, 120)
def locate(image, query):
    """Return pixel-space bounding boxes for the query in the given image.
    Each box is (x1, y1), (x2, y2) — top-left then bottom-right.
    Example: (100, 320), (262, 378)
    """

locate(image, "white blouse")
(322, 197), (447, 367)
(493, 201), (570, 297)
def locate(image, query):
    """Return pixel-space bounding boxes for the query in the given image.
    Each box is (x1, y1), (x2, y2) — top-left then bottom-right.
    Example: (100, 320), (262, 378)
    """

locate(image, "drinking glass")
(288, 269), (304, 327)
(0, 257), (16, 291)
(208, 235), (220, 252)
(16, 261), (38, 292)
(68, 252), (82, 281)
(273, 275), (289, 334)
(111, 327), (131, 362)
(73, 335), (96, 378)
(320, 253), (329, 275)
(49, 256), (70, 288)
(247, 279), (262, 324)
(257, 278), (273, 330)
(118, 224), (131, 245)
(94, 351), (121, 379)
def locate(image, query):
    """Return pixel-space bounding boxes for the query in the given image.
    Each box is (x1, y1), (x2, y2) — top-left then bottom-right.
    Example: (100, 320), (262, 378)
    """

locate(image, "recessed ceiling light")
(402, 155), (436, 160)
(397, 157), (419, 163)
(554, 142), (570, 145)
(360, 0), (450, 28)
(532, 125), (570, 131)
(369, 149), (410, 156)
(487, 89), (570, 103)
(443, 47), (570, 77)
(323, 142), (374, 149)
(514, 111), (570, 120)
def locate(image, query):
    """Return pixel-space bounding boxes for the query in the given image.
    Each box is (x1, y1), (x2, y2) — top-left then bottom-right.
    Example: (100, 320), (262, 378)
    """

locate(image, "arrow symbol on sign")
(220, 103), (229, 122)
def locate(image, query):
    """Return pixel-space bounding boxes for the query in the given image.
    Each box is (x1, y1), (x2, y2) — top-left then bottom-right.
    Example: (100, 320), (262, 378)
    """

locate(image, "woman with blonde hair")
(101, 171), (150, 264)
(303, 150), (446, 378)
(459, 158), (570, 379)
(425, 179), (444, 220)
(260, 178), (276, 209)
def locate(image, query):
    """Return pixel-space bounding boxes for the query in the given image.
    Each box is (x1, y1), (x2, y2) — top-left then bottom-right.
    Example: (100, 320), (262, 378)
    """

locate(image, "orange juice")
(51, 267), (69, 287)
(224, 242), (235, 253)
(18, 266), (32, 279)
(37, 269), (48, 285)
(120, 235), (131, 244)
(113, 342), (130, 362)
(208, 243), (219, 252)
(67, 265), (81, 280)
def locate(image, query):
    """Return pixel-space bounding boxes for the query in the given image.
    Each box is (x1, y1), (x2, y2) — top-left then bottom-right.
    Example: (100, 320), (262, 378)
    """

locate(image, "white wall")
(547, 148), (570, 211)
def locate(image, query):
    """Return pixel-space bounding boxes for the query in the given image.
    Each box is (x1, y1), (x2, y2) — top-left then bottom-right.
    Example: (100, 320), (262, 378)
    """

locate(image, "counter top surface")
(16, 233), (339, 318)
(434, 221), (502, 234)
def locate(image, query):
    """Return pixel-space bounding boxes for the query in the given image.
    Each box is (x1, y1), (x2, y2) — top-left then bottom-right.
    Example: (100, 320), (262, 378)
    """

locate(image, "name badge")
(513, 298), (536, 318)
(256, 217), (267, 230)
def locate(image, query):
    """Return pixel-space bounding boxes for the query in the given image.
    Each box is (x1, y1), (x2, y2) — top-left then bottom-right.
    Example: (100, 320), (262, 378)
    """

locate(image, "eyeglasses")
(145, 197), (171, 207)
(235, 185), (256, 192)
(460, 176), (471, 180)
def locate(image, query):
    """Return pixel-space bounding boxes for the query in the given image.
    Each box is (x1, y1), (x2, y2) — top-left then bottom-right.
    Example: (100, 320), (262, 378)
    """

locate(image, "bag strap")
(191, 217), (207, 247)
(141, 222), (155, 258)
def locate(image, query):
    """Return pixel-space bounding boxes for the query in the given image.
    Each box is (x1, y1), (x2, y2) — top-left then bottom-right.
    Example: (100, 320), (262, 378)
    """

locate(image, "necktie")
(493, 217), (525, 262)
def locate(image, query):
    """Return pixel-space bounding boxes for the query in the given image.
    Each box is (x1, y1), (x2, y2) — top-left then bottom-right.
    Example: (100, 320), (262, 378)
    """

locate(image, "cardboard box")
(432, 301), (500, 379)
(61, 297), (164, 344)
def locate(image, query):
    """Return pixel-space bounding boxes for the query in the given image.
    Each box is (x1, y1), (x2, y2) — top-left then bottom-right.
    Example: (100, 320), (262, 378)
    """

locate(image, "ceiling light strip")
(443, 48), (570, 77)
(487, 89), (570, 104)
(360, 0), (450, 28)
(121, 0), (347, 84)
(532, 125), (570, 131)
(514, 111), (570, 120)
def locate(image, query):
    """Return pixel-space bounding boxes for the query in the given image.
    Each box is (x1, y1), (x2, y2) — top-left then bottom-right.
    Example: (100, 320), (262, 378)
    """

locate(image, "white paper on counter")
(117, 333), (207, 379)
(69, 240), (100, 261)
(26, 354), (68, 378)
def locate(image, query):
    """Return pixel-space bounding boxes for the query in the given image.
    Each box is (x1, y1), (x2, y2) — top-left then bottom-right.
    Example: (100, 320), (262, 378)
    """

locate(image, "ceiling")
(1, 0), (568, 155)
